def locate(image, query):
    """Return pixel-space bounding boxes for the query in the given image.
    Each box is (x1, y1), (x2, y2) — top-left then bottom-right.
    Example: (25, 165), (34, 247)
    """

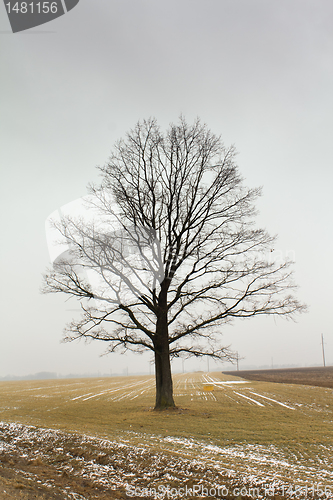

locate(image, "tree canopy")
(43, 117), (306, 408)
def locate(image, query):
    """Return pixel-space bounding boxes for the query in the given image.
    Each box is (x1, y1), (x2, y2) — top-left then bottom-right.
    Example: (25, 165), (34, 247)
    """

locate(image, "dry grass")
(0, 372), (331, 447)
(1, 371), (333, 499)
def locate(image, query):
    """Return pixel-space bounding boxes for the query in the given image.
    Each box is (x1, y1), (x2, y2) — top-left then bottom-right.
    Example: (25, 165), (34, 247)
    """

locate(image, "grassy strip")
(1, 371), (333, 496)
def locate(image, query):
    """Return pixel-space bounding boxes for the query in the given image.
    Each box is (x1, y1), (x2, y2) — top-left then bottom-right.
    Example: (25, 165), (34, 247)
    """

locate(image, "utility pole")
(207, 357), (210, 373)
(149, 357), (154, 376)
(321, 334), (326, 367)
(236, 352), (239, 371)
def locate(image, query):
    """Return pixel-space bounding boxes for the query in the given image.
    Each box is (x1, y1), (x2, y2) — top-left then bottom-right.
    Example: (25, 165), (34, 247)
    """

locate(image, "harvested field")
(1, 371), (333, 499)
(224, 366), (333, 388)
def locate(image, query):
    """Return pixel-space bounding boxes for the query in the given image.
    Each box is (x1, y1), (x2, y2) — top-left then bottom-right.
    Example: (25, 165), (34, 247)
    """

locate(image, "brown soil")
(3, 366), (331, 499)
(0, 422), (250, 500)
(224, 366), (333, 388)
(0, 437), (130, 500)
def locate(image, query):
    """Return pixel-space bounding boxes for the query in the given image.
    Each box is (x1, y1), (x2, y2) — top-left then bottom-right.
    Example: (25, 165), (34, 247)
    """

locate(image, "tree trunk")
(154, 284), (175, 409)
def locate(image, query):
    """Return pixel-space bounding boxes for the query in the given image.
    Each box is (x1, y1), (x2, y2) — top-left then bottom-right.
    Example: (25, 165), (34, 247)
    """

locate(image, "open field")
(225, 366), (333, 389)
(1, 371), (333, 499)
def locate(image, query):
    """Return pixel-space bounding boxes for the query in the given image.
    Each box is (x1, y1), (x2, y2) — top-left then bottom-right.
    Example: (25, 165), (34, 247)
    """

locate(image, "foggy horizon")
(1, 0), (332, 378)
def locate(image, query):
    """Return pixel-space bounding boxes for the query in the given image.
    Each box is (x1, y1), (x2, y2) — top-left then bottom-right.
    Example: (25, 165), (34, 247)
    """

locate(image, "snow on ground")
(1, 421), (333, 499)
(232, 392), (265, 407)
(248, 391), (296, 410)
(201, 373), (302, 410)
(1, 372), (333, 498)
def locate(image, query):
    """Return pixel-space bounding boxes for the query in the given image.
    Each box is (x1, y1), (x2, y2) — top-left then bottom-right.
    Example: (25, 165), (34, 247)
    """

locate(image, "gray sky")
(1, 0), (332, 377)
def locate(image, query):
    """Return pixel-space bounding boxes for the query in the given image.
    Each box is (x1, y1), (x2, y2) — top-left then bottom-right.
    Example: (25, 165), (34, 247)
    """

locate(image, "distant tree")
(42, 118), (306, 409)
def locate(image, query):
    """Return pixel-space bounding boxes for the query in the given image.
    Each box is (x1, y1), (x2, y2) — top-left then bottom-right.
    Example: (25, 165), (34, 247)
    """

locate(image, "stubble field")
(225, 366), (333, 388)
(0, 369), (333, 499)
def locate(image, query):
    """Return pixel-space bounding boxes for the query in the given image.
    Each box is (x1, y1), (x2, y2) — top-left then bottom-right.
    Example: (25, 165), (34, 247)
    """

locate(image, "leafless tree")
(42, 117), (306, 409)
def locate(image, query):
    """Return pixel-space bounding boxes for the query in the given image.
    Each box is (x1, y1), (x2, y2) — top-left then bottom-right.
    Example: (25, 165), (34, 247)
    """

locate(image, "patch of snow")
(248, 391), (295, 410)
(233, 391), (265, 407)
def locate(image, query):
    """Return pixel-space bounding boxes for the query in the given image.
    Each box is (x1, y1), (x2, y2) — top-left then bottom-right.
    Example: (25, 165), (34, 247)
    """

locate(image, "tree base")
(154, 404), (178, 411)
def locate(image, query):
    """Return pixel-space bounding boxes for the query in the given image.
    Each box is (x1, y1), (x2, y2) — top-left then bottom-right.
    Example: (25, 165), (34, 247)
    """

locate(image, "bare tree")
(42, 117), (306, 409)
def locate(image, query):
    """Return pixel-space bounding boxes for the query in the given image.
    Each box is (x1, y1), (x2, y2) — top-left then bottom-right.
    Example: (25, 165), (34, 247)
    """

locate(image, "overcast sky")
(1, 0), (332, 377)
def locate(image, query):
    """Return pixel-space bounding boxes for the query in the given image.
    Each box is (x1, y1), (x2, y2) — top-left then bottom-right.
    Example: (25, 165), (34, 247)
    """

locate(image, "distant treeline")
(0, 372), (58, 381)
(0, 371), (145, 381)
